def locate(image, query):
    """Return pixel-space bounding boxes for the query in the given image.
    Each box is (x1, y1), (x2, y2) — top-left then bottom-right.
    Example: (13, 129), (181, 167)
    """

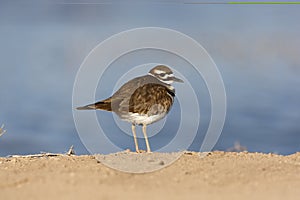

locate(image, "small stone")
(124, 149), (131, 153)
(158, 161), (165, 165)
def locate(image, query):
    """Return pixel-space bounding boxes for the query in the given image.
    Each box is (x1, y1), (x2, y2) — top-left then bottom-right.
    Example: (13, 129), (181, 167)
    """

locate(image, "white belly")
(121, 112), (167, 125)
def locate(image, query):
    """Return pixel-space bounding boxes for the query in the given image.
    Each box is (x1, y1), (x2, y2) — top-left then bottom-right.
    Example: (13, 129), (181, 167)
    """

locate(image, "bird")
(77, 65), (183, 153)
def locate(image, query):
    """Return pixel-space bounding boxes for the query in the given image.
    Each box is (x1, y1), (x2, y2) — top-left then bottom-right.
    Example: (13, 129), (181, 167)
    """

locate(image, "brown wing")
(128, 83), (174, 115)
(82, 75), (175, 114)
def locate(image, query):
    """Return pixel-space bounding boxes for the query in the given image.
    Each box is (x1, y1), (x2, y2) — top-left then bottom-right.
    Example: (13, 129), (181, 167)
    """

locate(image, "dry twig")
(9, 145), (76, 158)
(0, 124), (6, 137)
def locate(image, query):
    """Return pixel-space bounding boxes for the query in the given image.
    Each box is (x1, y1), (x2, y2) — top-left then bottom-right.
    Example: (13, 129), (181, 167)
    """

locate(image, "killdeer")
(77, 65), (183, 153)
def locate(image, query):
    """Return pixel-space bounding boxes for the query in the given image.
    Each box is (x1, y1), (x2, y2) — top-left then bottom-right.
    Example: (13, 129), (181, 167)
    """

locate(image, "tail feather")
(76, 104), (98, 110)
(76, 101), (112, 111)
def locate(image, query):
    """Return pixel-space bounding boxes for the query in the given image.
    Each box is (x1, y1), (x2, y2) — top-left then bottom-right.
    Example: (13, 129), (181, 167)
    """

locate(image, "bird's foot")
(135, 149), (152, 153)
(136, 149), (146, 153)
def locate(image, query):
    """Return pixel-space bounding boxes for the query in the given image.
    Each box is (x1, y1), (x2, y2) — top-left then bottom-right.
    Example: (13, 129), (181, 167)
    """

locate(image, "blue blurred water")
(0, 2), (300, 156)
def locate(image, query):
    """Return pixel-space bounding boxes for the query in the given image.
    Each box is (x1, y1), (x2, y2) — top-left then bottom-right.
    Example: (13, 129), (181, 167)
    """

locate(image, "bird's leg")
(142, 124), (151, 153)
(132, 124), (140, 153)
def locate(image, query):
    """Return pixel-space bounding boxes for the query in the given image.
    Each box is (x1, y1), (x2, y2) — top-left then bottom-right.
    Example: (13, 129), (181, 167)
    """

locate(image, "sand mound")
(1, 151), (300, 200)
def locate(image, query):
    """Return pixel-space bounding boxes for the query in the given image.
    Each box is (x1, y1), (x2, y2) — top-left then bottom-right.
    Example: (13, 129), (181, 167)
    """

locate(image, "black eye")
(159, 73), (166, 76)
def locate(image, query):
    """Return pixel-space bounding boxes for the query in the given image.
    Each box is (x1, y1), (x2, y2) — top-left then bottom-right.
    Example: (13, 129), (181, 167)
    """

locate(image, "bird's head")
(148, 65), (184, 85)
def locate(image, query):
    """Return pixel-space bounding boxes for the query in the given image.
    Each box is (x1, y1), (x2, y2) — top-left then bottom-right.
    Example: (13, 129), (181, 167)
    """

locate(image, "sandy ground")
(1, 151), (300, 200)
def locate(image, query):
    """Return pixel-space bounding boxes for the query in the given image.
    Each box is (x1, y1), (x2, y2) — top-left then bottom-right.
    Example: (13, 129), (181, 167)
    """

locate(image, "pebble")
(158, 161), (165, 165)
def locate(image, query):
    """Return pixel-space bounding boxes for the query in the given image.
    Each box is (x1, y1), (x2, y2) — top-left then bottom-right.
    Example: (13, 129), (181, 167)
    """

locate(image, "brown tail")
(76, 101), (112, 111)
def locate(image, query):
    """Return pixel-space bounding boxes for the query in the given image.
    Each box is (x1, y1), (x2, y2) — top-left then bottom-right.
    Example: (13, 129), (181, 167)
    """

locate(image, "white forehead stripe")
(153, 69), (167, 74)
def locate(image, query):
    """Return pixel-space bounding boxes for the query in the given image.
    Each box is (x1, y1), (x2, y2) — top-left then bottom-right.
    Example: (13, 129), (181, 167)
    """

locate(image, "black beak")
(173, 76), (184, 83)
